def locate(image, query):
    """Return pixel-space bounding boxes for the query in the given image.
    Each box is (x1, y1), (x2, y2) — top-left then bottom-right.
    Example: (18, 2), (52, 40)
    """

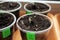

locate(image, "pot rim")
(0, 10), (16, 31)
(24, 3), (51, 14)
(16, 13), (53, 34)
(0, 2), (22, 12)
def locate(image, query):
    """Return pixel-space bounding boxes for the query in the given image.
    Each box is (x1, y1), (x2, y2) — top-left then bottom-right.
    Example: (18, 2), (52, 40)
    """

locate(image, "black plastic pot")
(0, 2), (22, 18)
(24, 2), (51, 15)
(16, 13), (53, 40)
(0, 11), (16, 40)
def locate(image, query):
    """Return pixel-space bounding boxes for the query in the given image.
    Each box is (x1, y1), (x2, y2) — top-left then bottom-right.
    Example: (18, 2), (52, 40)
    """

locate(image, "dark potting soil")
(18, 14), (51, 31)
(0, 2), (20, 10)
(26, 3), (49, 12)
(0, 13), (14, 29)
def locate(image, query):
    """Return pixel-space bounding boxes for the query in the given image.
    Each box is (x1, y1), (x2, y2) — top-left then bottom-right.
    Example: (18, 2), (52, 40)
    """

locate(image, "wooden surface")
(12, 3), (60, 40)
(12, 13), (59, 40)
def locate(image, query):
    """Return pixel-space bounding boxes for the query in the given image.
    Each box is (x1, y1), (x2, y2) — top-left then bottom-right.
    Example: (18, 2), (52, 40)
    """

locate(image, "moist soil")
(18, 14), (51, 31)
(26, 3), (49, 12)
(0, 13), (14, 29)
(0, 2), (20, 10)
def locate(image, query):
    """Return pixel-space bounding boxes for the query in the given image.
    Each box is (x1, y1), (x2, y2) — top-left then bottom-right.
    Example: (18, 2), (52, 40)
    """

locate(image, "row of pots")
(0, 2), (51, 18)
(0, 2), (53, 40)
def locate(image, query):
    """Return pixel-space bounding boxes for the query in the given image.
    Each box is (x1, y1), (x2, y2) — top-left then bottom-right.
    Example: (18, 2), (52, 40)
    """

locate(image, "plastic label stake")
(26, 11), (32, 14)
(26, 32), (35, 40)
(2, 28), (11, 38)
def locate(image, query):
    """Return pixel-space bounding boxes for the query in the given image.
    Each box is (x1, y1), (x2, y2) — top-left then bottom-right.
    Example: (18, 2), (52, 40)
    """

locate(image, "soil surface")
(18, 14), (51, 31)
(0, 13), (14, 29)
(26, 3), (49, 12)
(0, 2), (20, 10)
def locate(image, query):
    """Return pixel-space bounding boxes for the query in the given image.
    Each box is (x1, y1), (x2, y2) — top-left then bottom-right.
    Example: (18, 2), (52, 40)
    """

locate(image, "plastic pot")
(16, 13), (53, 40)
(0, 2), (22, 18)
(0, 11), (16, 40)
(24, 3), (51, 15)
